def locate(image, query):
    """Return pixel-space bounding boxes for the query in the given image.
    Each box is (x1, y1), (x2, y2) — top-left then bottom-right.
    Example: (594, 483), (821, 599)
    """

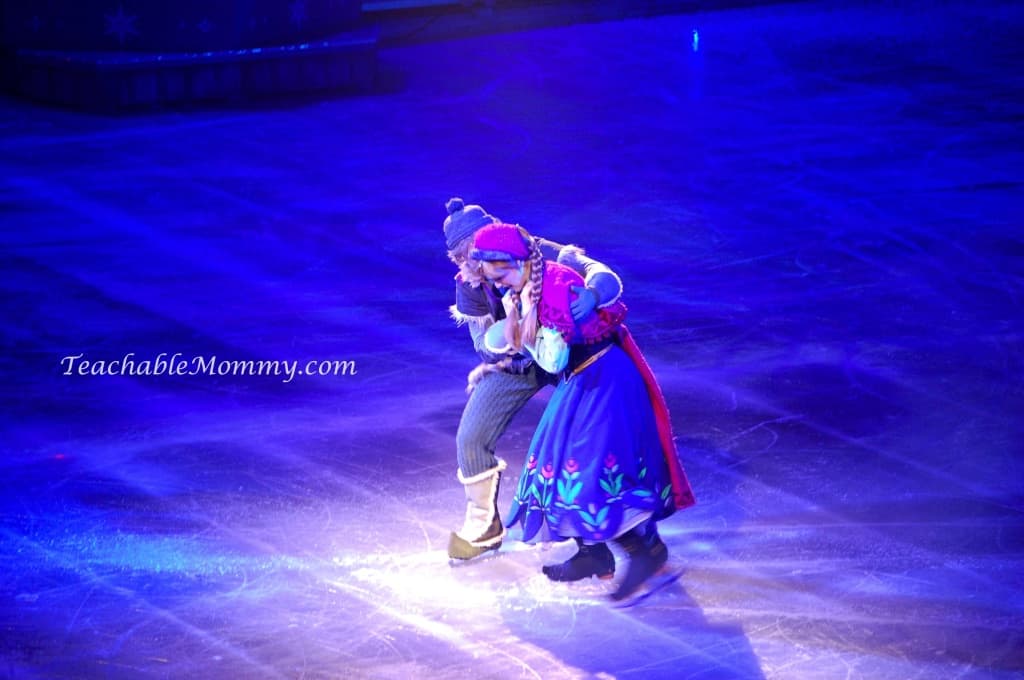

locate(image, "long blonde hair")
(504, 228), (545, 351)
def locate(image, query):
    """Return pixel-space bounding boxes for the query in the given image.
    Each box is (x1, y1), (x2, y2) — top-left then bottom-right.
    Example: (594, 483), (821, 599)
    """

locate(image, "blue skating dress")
(504, 262), (689, 543)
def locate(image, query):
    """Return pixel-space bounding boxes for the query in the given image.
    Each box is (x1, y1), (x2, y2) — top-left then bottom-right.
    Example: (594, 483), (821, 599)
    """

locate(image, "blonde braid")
(505, 232), (545, 350)
(471, 230), (544, 392)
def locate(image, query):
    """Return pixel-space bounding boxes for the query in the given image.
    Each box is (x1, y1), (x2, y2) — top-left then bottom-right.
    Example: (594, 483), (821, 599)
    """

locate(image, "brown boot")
(447, 459), (507, 560)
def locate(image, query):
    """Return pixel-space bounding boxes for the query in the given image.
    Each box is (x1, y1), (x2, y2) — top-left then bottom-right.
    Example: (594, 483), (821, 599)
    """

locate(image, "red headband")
(470, 223), (530, 261)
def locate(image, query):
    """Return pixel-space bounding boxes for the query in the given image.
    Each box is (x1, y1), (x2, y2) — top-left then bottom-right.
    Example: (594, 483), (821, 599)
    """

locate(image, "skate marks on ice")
(324, 542), (611, 679)
(331, 540), (617, 612)
(341, 539), (686, 610)
(324, 542), (690, 678)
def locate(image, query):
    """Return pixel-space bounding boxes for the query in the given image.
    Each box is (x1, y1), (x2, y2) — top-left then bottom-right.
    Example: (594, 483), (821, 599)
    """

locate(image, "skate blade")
(609, 567), (683, 609)
(541, 570), (616, 583)
(447, 545), (503, 568)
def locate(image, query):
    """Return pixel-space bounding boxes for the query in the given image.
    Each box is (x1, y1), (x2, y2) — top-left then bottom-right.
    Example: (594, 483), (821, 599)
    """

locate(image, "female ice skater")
(469, 222), (696, 602)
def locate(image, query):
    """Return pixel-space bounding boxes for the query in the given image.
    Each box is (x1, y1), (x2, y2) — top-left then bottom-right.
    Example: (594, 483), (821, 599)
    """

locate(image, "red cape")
(618, 324), (697, 511)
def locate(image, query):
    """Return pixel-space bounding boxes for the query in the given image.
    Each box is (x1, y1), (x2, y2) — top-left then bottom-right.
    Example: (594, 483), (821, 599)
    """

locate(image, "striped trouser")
(456, 365), (547, 478)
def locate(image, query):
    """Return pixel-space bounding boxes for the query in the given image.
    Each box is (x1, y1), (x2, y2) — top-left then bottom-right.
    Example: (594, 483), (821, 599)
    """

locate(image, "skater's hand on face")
(570, 285), (598, 320)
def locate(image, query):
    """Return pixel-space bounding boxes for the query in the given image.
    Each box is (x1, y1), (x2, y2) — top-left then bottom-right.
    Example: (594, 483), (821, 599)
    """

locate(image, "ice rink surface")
(1, 1), (1022, 677)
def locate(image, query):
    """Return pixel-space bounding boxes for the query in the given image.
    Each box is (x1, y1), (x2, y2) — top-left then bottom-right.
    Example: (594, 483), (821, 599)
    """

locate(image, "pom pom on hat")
(443, 197), (496, 250)
(470, 223), (530, 261)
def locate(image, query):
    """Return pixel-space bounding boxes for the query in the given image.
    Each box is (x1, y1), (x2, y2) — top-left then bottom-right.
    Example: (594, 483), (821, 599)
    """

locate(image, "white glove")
(483, 319), (511, 354)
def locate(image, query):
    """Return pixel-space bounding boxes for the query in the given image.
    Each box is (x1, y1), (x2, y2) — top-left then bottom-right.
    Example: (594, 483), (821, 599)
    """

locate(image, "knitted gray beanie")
(443, 197), (496, 250)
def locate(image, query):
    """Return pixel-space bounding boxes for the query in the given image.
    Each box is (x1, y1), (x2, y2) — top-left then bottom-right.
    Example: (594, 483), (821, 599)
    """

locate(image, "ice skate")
(448, 460), (506, 560)
(542, 538), (615, 582)
(609, 524), (671, 604)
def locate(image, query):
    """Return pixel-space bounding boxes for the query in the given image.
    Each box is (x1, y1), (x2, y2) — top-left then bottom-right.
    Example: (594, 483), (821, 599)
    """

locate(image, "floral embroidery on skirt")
(505, 345), (676, 543)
